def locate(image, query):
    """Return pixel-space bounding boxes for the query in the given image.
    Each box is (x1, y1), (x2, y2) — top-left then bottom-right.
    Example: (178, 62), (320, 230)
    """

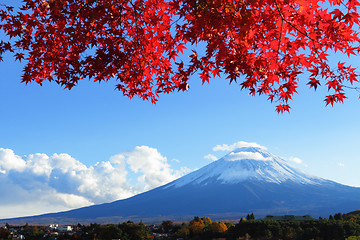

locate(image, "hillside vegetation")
(3, 212), (360, 239)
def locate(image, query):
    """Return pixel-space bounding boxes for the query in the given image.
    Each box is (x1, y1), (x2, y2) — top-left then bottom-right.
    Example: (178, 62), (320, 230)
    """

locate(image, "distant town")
(1, 212), (360, 239)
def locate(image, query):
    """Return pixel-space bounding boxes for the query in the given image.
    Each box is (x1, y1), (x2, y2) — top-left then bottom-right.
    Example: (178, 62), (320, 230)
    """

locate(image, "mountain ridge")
(1, 147), (360, 224)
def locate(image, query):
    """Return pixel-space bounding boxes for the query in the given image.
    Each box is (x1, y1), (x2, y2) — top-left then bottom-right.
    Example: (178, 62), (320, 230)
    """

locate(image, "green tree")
(175, 223), (190, 239)
(161, 220), (173, 233)
(334, 213), (344, 220)
(246, 213), (255, 220)
(98, 224), (123, 240)
(347, 236), (360, 240)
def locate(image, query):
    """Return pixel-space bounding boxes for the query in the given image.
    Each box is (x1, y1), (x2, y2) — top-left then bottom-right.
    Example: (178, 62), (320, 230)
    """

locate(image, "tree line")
(2, 212), (360, 239)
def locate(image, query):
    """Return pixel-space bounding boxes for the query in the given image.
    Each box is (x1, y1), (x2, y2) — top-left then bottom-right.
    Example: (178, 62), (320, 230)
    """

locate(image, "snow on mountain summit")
(164, 147), (327, 188)
(224, 147), (272, 162)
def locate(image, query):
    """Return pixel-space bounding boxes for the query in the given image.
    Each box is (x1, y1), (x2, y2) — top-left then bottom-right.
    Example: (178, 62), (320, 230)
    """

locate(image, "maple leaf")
(345, 48), (356, 57)
(14, 53), (25, 62)
(268, 94), (275, 102)
(276, 104), (291, 114)
(307, 78), (321, 90)
(336, 92), (347, 103)
(212, 68), (221, 78)
(337, 61), (345, 69)
(176, 44), (186, 54)
(6, 6), (14, 12)
(200, 72), (210, 84)
(331, 9), (343, 21)
(325, 95), (336, 106)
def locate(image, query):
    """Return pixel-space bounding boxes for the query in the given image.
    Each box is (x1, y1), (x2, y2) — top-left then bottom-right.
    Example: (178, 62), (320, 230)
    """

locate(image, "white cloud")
(112, 146), (191, 191)
(0, 146), (191, 219)
(226, 152), (271, 161)
(171, 159), (180, 163)
(289, 156), (303, 164)
(204, 154), (218, 161)
(25, 153), (52, 176)
(0, 191), (92, 219)
(338, 162), (345, 167)
(0, 148), (26, 173)
(213, 141), (267, 152)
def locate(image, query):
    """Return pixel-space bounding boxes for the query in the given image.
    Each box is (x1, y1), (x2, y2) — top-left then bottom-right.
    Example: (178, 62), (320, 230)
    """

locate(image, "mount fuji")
(2, 147), (360, 224)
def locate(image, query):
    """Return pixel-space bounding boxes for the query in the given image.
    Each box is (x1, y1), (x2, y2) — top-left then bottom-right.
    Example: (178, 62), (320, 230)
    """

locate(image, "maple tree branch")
(170, 17), (182, 27)
(272, 0), (335, 82)
(119, 0), (131, 37)
(273, 0), (314, 42)
(273, 0), (323, 64)
(276, 19), (284, 59)
(341, 84), (360, 92)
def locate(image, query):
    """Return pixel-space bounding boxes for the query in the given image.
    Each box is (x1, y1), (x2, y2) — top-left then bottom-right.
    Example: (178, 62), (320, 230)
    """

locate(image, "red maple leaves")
(0, 0), (359, 111)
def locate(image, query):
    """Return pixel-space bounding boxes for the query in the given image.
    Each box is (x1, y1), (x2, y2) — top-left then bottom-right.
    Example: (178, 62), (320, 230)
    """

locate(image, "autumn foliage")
(1, 0), (360, 112)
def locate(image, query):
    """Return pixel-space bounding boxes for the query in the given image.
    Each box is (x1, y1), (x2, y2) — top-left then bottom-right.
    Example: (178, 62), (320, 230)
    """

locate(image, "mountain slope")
(2, 147), (360, 224)
(164, 147), (327, 187)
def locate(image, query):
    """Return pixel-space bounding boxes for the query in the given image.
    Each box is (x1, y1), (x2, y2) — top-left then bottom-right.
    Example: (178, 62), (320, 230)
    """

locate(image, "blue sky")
(1, 29), (360, 218)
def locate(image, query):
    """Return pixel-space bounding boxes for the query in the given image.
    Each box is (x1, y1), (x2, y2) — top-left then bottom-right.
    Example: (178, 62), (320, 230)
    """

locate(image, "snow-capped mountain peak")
(164, 147), (326, 188)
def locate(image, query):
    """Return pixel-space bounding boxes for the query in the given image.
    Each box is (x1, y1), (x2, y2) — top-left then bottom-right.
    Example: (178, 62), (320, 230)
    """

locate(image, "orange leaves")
(0, 0), (359, 112)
